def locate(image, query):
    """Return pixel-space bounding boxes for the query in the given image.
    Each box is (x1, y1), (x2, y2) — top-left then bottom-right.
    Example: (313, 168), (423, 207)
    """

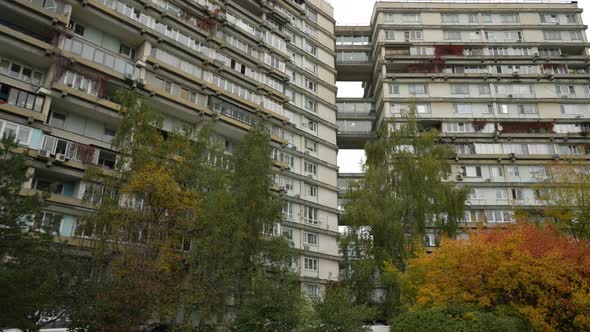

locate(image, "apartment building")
(0, 0), (339, 295)
(336, 0), (590, 247)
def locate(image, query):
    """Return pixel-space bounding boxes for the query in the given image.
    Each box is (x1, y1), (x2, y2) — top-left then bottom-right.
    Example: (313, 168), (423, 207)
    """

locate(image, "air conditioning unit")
(304, 150), (310, 155)
(507, 94), (514, 98)
(562, 95), (569, 99)
(124, 73), (134, 81)
(456, 174), (464, 181)
(306, 174), (313, 178)
(55, 153), (67, 162)
(38, 149), (51, 159)
(485, 178), (491, 182)
(304, 245), (310, 251)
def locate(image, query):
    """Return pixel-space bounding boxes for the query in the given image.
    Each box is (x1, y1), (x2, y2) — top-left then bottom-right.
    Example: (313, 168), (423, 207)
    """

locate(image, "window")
(511, 188), (523, 200)
(461, 166), (482, 177)
(509, 166), (520, 177)
(304, 257), (318, 271)
(0, 57), (43, 85)
(304, 232), (318, 246)
(303, 284), (320, 297)
(305, 97), (317, 112)
(485, 31), (495, 40)
(305, 183), (318, 197)
(304, 161), (317, 175)
(540, 14), (559, 23)
(566, 14), (577, 23)
(0, 120), (32, 146)
(454, 104), (472, 114)
(282, 201), (293, 219)
(403, 13), (420, 23)
(306, 7), (317, 22)
(450, 84), (470, 95)
(304, 119), (317, 132)
(305, 79), (317, 93)
(441, 14), (460, 24)
(304, 59), (317, 74)
(409, 84), (428, 95)
(118, 44), (135, 59)
(385, 30), (396, 40)
(0, 83), (44, 112)
(544, 31), (561, 40)
(500, 14), (519, 23)
(304, 206), (318, 224)
(304, 39), (317, 55)
(496, 189), (508, 200)
(482, 13), (493, 23)
(48, 111), (66, 128)
(389, 84), (400, 95)
(570, 31), (583, 40)
(444, 31), (462, 40)
(556, 85), (576, 95)
(415, 104), (430, 114)
(305, 139), (317, 152)
(35, 212), (62, 234)
(403, 30), (423, 40)
(104, 128), (116, 142)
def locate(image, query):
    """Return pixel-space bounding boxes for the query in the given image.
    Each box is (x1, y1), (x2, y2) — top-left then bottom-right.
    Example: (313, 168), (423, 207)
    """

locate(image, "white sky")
(334, 0), (590, 173)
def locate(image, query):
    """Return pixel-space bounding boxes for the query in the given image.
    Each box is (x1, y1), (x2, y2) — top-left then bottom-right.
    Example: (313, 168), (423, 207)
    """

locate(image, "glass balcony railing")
(62, 36), (139, 79)
(27, 0), (71, 16)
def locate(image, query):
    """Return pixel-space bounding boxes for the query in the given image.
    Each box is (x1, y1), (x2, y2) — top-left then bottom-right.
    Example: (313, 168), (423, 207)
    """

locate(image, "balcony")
(25, 0), (71, 17)
(0, 82), (45, 112)
(62, 36), (140, 79)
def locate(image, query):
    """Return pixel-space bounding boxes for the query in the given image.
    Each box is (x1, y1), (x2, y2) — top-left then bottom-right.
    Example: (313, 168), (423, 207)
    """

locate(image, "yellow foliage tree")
(399, 224), (590, 331)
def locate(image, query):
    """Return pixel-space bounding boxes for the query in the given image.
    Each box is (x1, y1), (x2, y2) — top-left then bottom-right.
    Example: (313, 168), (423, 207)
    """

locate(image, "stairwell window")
(409, 84), (428, 95)
(500, 14), (519, 23)
(305, 79), (317, 93)
(304, 257), (318, 271)
(389, 84), (400, 95)
(450, 84), (470, 95)
(544, 31), (561, 40)
(540, 14), (560, 23)
(444, 31), (462, 40)
(305, 97), (317, 113)
(304, 161), (318, 175)
(304, 206), (318, 224)
(304, 232), (319, 246)
(402, 13), (421, 23)
(441, 14), (460, 24)
(566, 14), (577, 23)
(305, 183), (318, 197)
(570, 31), (583, 40)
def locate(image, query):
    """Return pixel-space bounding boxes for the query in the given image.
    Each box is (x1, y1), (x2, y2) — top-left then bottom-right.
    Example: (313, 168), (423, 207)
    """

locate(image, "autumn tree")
(398, 223), (590, 331)
(340, 111), (469, 319)
(0, 135), (85, 331)
(68, 90), (201, 331)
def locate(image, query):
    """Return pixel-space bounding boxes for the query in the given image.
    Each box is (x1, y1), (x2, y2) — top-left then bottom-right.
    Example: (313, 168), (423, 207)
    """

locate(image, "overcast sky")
(333, 0), (590, 173)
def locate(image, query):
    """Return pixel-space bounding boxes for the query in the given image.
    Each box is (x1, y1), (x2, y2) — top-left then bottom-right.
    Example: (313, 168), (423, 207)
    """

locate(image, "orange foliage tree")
(399, 224), (590, 331)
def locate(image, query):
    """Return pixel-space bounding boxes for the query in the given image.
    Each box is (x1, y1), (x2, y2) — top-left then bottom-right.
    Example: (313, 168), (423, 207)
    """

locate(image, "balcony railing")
(62, 36), (139, 79)
(27, 0), (71, 17)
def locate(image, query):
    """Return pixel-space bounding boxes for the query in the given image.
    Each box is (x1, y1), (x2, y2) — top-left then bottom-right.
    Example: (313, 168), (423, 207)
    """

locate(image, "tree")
(526, 163), (590, 242)
(390, 307), (528, 332)
(0, 135), (84, 331)
(399, 223), (590, 331)
(183, 122), (288, 328)
(68, 90), (201, 331)
(301, 283), (376, 332)
(68, 90), (291, 330)
(340, 112), (469, 319)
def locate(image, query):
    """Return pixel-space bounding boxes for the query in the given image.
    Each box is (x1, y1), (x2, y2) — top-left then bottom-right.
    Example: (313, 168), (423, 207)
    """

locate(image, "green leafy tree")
(67, 90), (201, 331)
(302, 284), (377, 332)
(527, 163), (590, 242)
(0, 135), (85, 331)
(390, 307), (529, 332)
(340, 111), (469, 320)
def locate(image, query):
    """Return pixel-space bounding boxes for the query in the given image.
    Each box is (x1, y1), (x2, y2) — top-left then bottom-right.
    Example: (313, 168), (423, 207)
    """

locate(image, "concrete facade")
(0, 0), (339, 296)
(336, 1), (590, 246)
